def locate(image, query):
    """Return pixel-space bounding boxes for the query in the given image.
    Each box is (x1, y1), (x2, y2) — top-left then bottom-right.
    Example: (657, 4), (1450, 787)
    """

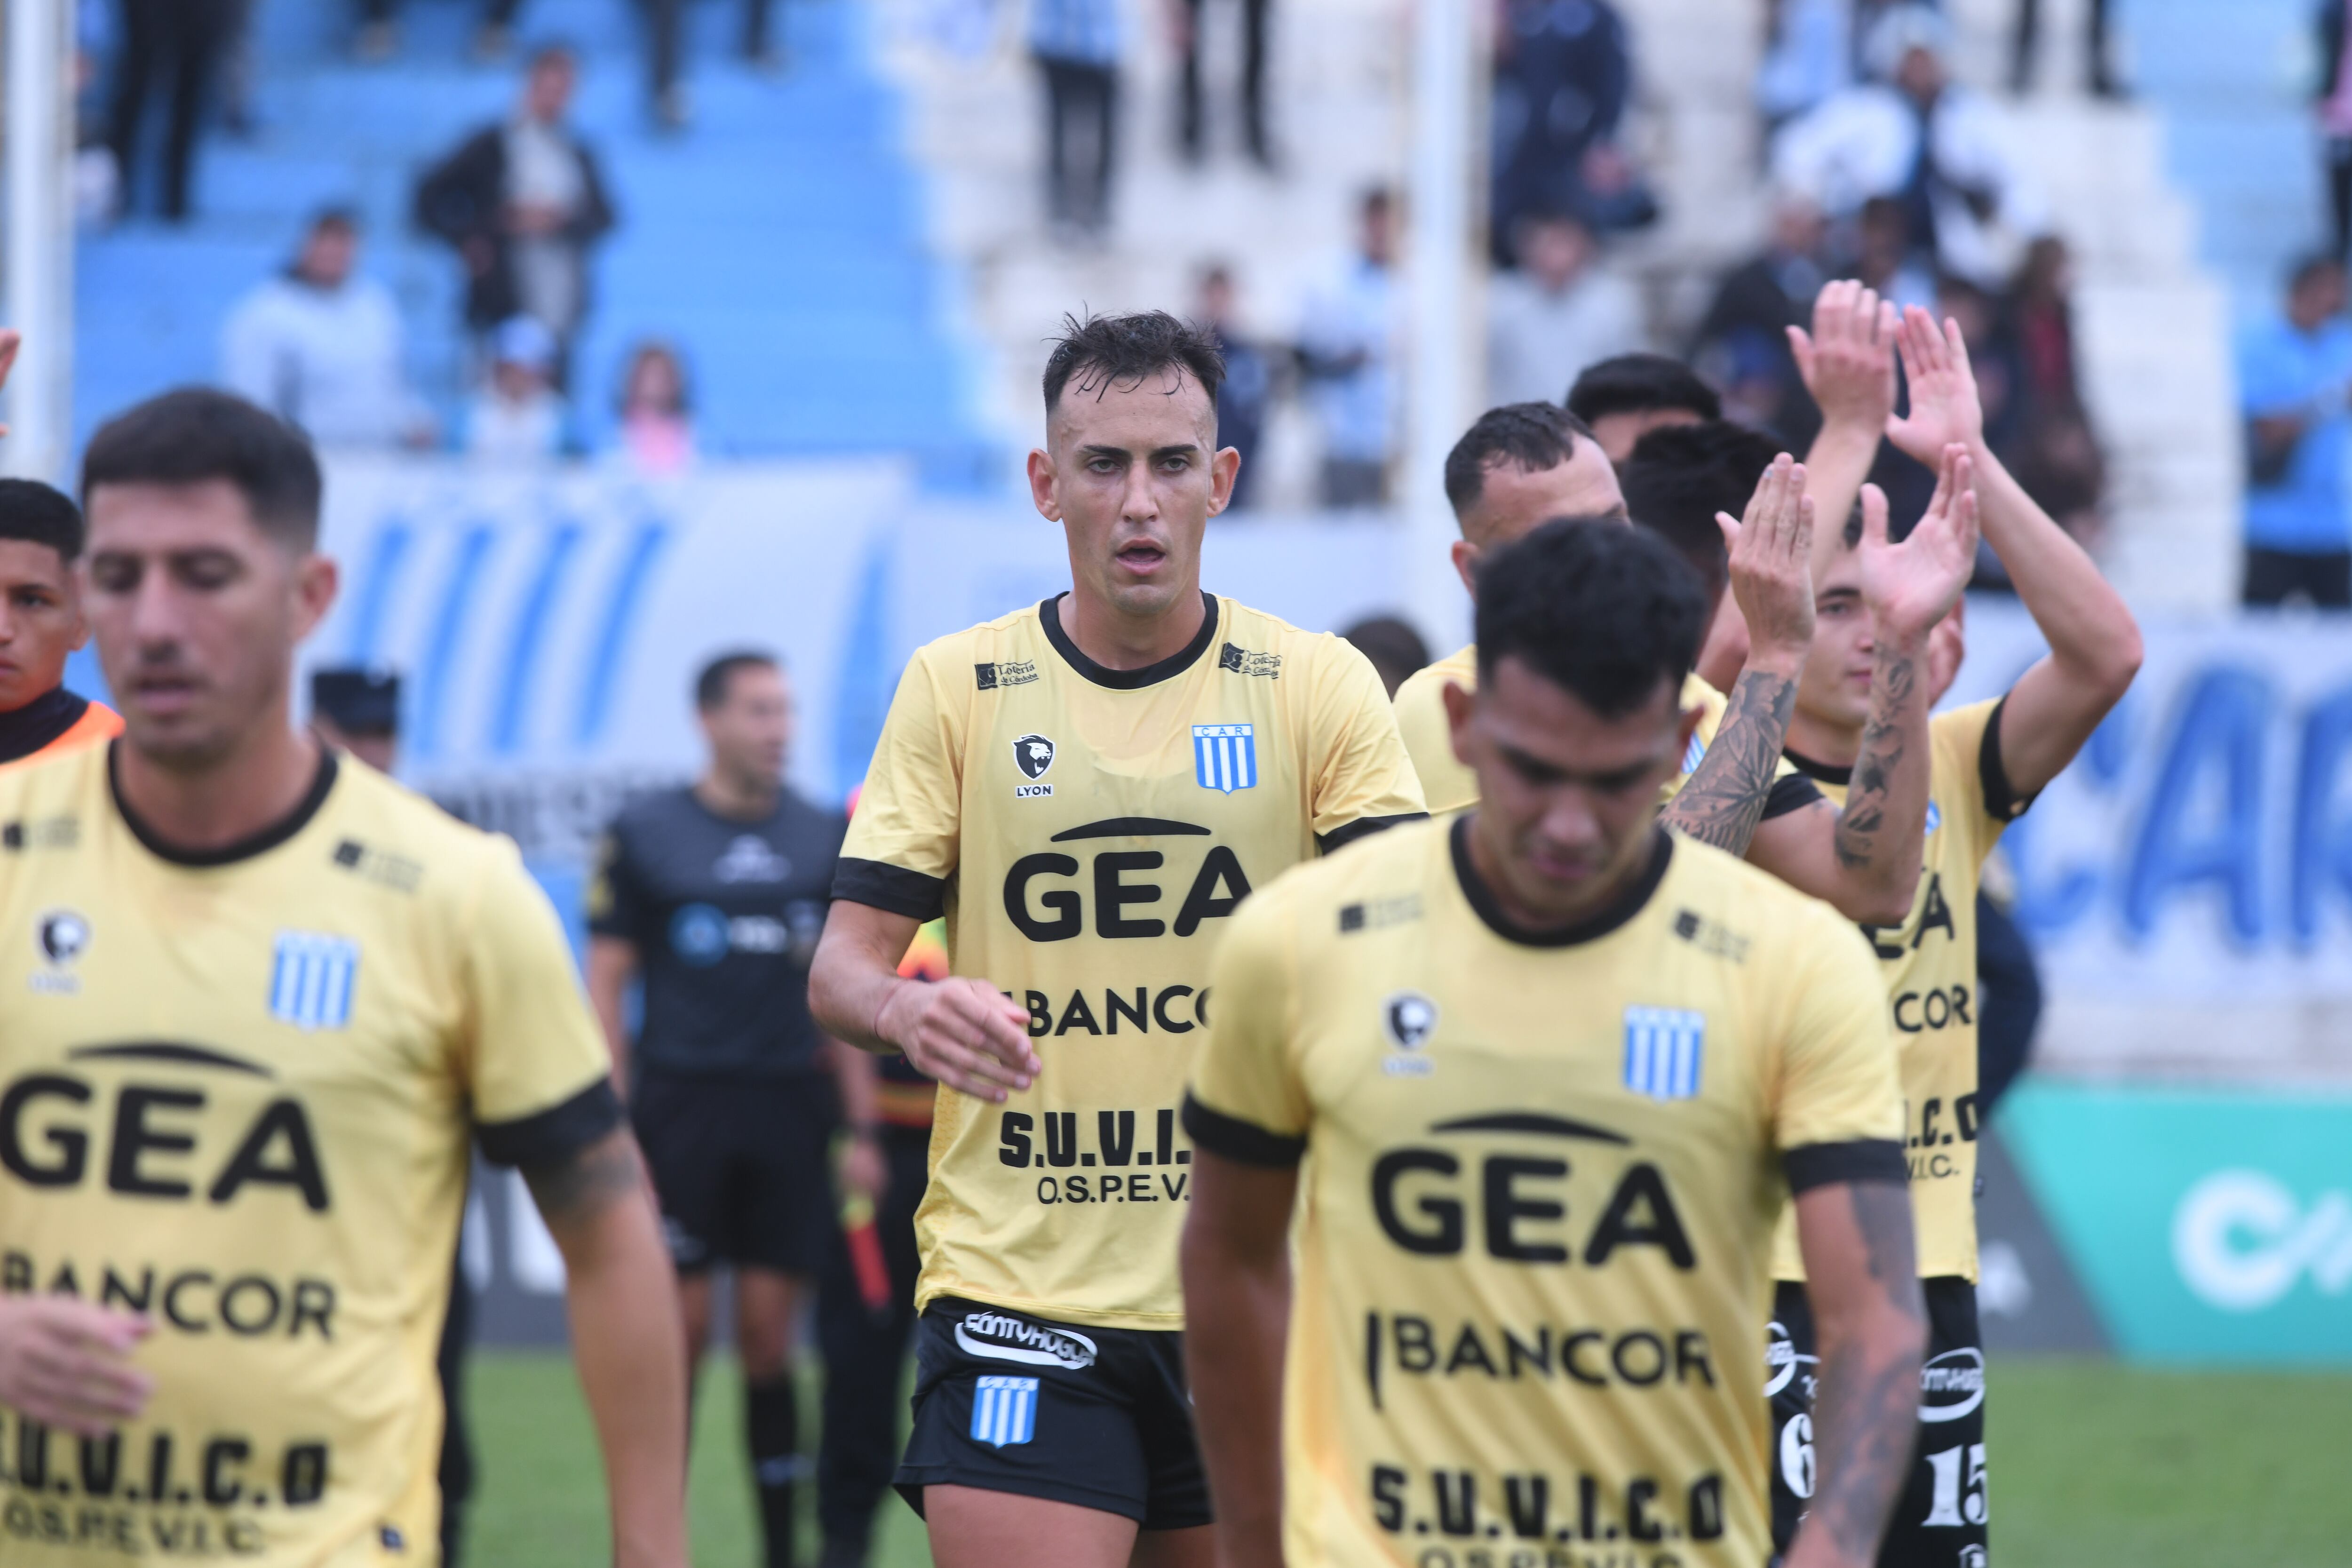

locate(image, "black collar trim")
(1783, 748), (1854, 788)
(1449, 816), (1672, 948)
(1039, 590), (1220, 690)
(110, 741), (341, 868)
(0, 687), (88, 764)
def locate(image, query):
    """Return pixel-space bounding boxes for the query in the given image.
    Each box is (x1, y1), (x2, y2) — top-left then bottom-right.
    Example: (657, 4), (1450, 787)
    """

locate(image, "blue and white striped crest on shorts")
(970, 1376), (1040, 1448)
(1193, 724), (1257, 793)
(269, 931), (360, 1032)
(1622, 1006), (1705, 1101)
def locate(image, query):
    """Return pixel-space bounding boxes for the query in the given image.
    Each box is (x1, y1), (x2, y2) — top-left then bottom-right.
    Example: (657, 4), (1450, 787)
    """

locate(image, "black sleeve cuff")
(1182, 1092), (1306, 1169)
(832, 857), (948, 922)
(478, 1079), (625, 1169)
(1317, 812), (1427, 855)
(1761, 773), (1825, 821)
(1978, 693), (2035, 822)
(1783, 1138), (1907, 1194)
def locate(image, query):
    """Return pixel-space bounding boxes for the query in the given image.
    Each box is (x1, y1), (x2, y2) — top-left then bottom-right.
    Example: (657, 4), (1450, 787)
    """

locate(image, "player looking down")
(808, 310), (1425, 1568)
(0, 388), (688, 1566)
(1180, 517), (1930, 1568)
(1765, 309), (2142, 1567)
(1391, 399), (1969, 926)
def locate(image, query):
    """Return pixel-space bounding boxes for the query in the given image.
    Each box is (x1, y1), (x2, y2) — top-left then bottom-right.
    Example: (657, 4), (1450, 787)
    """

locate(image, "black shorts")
(1768, 1275), (1986, 1568)
(631, 1072), (836, 1276)
(893, 1297), (1211, 1531)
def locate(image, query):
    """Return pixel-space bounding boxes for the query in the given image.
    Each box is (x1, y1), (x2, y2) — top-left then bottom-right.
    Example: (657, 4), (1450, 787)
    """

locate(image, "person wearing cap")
(221, 207), (434, 451)
(467, 316), (571, 464)
(311, 666), (402, 772)
(1771, 4), (2046, 289)
(0, 478), (122, 772)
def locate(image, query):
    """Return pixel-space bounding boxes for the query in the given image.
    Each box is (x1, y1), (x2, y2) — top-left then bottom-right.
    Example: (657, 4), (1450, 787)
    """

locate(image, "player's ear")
(292, 552), (339, 643)
(1207, 445), (1241, 517)
(1442, 678), (1477, 768)
(1450, 538), (1480, 598)
(1027, 446), (1060, 523)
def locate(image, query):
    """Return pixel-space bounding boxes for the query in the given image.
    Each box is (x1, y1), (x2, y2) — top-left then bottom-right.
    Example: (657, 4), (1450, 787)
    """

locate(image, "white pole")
(6, 0), (74, 483)
(1400, 0), (1481, 657)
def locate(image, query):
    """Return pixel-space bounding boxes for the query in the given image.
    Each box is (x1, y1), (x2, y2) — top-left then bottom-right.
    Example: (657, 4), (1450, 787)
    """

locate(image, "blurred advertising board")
(2000, 1082), (2352, 1365)
(1948, 601), (2352, 1083)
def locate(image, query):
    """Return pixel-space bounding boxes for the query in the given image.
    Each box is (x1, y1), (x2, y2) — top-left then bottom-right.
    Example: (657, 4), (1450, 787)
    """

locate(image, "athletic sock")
(746, 1375), (803, 1568)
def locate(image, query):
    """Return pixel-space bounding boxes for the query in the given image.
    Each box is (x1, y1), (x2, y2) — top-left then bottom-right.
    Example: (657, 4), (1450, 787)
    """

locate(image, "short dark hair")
(1565, 354), (1722, 427)
(308, 205), (358, 236)
(1475, 517), (1706, 719)
(1621, 420), (1786, 605)
(2290, 252), (2346, 295)
(1041, 310), (1226, 418)
(696, 650), (779, 712)
(0, 479), (87, 563)
(1443, 402), (1600, 518)
(1339, 614), (1432, 699)
(81, 388), (324, 549)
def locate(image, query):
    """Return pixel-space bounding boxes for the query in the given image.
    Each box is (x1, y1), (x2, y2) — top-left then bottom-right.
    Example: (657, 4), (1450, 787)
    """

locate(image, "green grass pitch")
(460, 1353), (2352, 1567)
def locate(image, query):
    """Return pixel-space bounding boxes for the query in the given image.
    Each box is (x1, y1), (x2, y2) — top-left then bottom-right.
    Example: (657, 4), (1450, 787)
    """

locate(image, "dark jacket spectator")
(1689, 193), (1830, 445)
(1490, 0), (1651, 264)
(414, 44), (616, 371)
(1198, 266), (1273, 512)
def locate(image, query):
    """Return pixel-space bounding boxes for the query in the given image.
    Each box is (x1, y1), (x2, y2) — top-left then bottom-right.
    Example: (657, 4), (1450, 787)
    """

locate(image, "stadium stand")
(75, 0), (1000, 487)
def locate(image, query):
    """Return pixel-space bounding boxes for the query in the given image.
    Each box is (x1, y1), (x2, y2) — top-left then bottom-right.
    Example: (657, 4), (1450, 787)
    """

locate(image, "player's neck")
(1464, 811), (1655, 937)
(1058, 582), (1208, 672)
(1783, 704), (1863, 773)
(694, 769), (778, 822)
(114, 719), (326, 856)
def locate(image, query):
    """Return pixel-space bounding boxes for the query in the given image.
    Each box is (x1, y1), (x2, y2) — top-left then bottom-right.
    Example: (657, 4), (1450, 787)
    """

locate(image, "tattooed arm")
(525, 1127), (690, 1568)
(1663, 454), (1813, 858)
(1786, 1178), (1929, 1568)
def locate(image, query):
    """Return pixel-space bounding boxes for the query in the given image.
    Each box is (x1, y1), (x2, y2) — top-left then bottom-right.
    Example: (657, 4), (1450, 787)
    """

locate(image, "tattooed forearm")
(1661, 670), (1795, 857)
(523, 1128), (648, 1228)
(1807, 1184), (1927, 1562)
(1833, 647), (1917, 871)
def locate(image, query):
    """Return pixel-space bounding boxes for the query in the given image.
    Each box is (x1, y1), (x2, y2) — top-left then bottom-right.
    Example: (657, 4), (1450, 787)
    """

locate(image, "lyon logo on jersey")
(1192, 724), (1257, 794)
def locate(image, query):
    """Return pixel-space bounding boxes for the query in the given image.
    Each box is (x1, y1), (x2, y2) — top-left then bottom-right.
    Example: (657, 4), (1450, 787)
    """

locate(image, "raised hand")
(1883, 307), (1986, 465)
(1861, 446), (1980, 645)
(1717, 452), (1817, 668)
(1790, 280), (1898, 435)
(0, 1295), (153, 1438)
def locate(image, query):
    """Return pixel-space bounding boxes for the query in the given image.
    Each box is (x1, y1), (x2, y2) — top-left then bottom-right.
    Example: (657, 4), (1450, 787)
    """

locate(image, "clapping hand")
(1717, 452), (1817, 668)
(1859, 446), (1981, 645)
(1883, 307), (1986, 465)
(1790, 280), (1898, 436)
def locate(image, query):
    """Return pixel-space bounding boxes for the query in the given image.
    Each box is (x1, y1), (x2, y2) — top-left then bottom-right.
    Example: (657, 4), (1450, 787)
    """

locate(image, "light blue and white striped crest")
(1622, 1006), (1705, 1101)
(1682, 732), (1708, 775)
(970, 1376), (1039, 1448)
(270, 931), (360, 1032)
(1192, 724), (1257, 794)
(1924, 801), (1942, 835)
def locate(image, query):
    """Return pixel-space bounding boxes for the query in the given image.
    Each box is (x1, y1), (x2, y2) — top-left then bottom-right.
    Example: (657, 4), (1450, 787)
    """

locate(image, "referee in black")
(588, 649), (867, 1568)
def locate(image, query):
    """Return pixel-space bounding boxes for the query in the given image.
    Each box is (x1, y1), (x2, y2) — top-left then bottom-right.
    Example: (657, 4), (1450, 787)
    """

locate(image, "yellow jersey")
(1186, 816), (1903, 1568)
(836, 591), (1426, 1330)
(0, 743), (618, 1566)
(1392, 646), (1809, 816)
(1771, 698), (2026, 1284)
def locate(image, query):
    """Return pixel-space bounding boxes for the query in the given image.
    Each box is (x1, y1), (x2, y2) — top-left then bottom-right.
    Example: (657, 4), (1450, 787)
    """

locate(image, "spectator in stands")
(2322, 0), (2352, 262)
(1850, 194), (1936, 312)
(613, 341), (698, 475)
(415, 44), (617, 387)
(1197, 265), (1272, 511)
(1030, 0), (1123, 242)
(2238, 255), (2352, 609)
(1756, 0), (1851, 135)
(357, 0), (525, 63)
(467, 316), (571, 464)
(1297, 187), (1401, 507)
(1564, 351), (1719, 464)
(643, 0), (783, 130)
(107, 0), (238, 222)
(1489, 0), (1653, 265)
(1338, 614), (1430, 699)
(1176, 0), (1271, 168)
(220, 208), (433, 451)
(1690, 191), (1829, 441)
(1772, 5), (2046, 289)
(2011, 0), (2117, 98)
(1486, 209), (1646, 409)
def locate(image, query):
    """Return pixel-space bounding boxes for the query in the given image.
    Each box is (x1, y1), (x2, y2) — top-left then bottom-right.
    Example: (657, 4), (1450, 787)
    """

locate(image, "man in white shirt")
(1486, 209), (1647, 407)
(220, 209), (431, 450)
(1297, 187), (1402, 508)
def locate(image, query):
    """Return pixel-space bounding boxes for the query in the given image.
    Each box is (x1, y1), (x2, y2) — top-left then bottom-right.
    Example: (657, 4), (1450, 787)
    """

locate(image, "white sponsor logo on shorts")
(1917, 1346), (1986, 1422)
(954, 1310), (1098, 1370)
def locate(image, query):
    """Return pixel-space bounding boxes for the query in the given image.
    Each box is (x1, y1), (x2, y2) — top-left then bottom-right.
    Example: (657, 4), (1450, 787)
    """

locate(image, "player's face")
(1452, 440), (1626, 594)
(0, 540), (87, 712)
(1031, 367), (1238, 625)
(1796, 548), (1875, 736)
(83, 479), (337, 772)
(1448, 655), (1699, 922)
(702, 662), (790, 792)
(1589, 406), (1703, 465)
